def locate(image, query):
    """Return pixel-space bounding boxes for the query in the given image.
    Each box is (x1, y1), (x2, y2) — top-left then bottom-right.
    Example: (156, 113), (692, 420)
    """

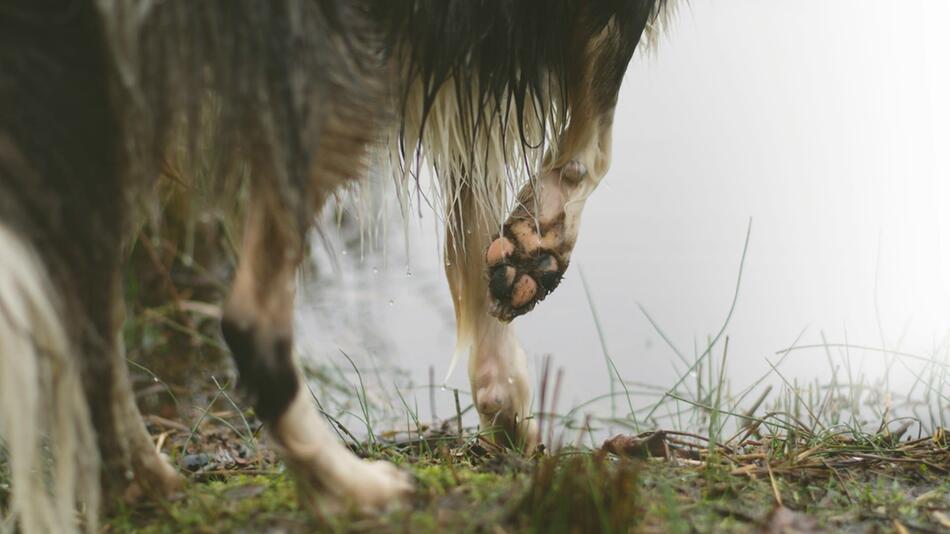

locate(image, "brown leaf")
(602, 431), (668, 459)
(933, 511), (950, 529)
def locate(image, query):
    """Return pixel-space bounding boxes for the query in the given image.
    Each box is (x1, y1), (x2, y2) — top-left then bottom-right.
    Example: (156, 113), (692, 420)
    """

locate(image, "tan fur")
(391, 78), (564, 242)
(275, 387), (412, 512)
(430, 19), (655, 445)
(445, 187), (538, 450)
(0, 224), (99, 533)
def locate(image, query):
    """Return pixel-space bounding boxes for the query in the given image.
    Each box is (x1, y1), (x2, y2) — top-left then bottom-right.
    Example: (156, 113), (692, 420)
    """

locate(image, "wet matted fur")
(0, 0), (674, 531)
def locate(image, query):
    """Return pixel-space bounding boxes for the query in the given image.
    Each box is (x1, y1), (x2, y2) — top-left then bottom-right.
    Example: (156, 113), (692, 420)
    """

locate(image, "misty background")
(295, 0), (950, 427)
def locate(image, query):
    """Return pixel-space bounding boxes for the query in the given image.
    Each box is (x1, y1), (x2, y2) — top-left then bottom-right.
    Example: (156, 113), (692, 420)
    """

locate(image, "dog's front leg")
(445, 184), (539, 452)
(486, 23), (639, 321)
(221, 184), (411, 513)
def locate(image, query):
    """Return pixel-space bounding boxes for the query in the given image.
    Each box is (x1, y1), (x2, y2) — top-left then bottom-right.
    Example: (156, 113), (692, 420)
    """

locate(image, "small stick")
(538, 355), (552, 451)
(548, 367), (564, 451)
(454, 388), (463, 438)
(765, 458), (783, 507)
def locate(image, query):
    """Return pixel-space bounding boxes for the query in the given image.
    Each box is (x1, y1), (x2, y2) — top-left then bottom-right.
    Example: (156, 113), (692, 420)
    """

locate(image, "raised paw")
(486, 232), (566, 321)
(484, 160), (591, 320)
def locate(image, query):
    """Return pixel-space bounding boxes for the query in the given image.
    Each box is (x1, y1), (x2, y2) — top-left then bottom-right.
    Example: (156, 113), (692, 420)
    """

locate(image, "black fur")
(0, 1), (134, 492)
(379, 1), (667, 172)
(221, 319), (299, 423)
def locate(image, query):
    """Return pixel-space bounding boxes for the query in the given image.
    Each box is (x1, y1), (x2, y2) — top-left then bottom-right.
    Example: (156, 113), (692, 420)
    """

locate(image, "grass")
(105, 419), (950, 533)
(2, 183), (949, 532)
(107, 278), (950, 533)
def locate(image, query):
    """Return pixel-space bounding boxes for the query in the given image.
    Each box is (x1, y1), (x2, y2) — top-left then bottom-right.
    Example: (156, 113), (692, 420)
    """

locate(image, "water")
(295, 1), (950, 436)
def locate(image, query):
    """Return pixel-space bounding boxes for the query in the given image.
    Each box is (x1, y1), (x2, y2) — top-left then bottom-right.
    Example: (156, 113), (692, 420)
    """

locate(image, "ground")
(2, 239), (948, 532)
(102, 397), (950, 533)
(5, 186), (936, 533)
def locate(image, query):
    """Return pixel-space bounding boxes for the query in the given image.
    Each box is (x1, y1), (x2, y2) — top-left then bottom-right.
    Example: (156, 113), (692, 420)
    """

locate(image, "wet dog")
(0, 1), (673, 530)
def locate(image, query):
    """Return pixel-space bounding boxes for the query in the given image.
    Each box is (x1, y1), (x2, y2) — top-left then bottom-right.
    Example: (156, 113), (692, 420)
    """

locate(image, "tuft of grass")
(516, 451), (642, 533)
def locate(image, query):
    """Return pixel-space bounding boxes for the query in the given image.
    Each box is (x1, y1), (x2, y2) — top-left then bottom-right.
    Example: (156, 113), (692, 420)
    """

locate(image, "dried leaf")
(602, 432), (668, 459)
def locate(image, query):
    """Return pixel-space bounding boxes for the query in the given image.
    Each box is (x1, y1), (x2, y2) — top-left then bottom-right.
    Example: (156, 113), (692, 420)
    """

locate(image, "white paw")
(309, 457), (413, 514)
(347, 460), (414, 511)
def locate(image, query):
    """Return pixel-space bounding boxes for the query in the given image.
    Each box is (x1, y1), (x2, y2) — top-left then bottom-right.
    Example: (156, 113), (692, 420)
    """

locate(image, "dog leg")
(221, 189), (411, 513)
(86, 271), (183, 504)
(486, 24), (638, 321)
(485, 113), (619, 322)
(446, 185), (539, 452)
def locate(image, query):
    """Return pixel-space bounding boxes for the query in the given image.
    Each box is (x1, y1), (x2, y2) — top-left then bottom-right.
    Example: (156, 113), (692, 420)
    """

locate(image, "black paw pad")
(535, 254), (562, 291)
(489, 265), (516, 301)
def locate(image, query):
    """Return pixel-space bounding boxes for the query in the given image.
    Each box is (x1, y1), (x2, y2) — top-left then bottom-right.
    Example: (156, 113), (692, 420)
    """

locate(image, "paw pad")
(486, 238), (565, 321)
(484, 161), (586, 321)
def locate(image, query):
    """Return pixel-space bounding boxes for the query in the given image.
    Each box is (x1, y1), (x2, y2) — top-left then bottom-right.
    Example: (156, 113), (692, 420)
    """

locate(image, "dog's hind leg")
(0, 0), (181, 520)
(221, 181), (411, 512)
(83, 269), (184, 504)
(486, 24), (643, 321)
(446, 182), (539, 452)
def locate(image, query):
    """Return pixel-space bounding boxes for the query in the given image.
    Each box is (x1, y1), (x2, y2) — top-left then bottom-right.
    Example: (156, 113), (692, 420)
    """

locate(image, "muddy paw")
(485, 226), (567, 321)
(485, 160), (591, 321)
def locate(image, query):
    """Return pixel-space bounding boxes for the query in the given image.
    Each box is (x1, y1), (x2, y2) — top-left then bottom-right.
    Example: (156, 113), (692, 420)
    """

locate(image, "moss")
(102, 446), (950, 533)
(107, 473), (306, 533)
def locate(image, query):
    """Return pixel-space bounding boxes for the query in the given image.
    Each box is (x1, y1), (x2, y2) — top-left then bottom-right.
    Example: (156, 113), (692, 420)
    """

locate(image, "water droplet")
(341, 249), (347, 255)
(445, 261), (452, 267)
(372, 267), (379, 275)
(440, 386), (447, 392)
(388, 299), (394, 306)
(406, 270), (413, 278)
(507, 377), (514, 384)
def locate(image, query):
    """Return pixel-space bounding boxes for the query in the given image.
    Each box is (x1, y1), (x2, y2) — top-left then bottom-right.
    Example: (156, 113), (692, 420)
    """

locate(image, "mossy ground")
(81, 193), (950, 533)
(103, 428), (950, 533)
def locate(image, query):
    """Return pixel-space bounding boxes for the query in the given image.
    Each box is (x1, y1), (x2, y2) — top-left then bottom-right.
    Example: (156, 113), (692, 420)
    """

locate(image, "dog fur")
(0, 1), (673, 531)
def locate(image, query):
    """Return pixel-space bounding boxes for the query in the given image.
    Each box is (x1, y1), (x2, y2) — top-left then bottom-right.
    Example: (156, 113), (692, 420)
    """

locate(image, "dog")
(0, 0), (674, 531)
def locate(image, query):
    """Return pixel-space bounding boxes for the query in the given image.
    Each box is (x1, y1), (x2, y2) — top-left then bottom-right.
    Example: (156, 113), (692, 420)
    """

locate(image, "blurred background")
(293, 0), (950, 434)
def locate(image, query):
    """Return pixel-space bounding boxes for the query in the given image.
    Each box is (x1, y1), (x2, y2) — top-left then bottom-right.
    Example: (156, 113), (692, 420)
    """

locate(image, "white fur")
(0, 224), (99, 534)
(388, 0), (680, 239)
(643, 0), (681, 51)
(390, 79), (563, 242)
(466, 314), (537, 447)
(399, 3), (686, 441)
(272, 379), (412, 511)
